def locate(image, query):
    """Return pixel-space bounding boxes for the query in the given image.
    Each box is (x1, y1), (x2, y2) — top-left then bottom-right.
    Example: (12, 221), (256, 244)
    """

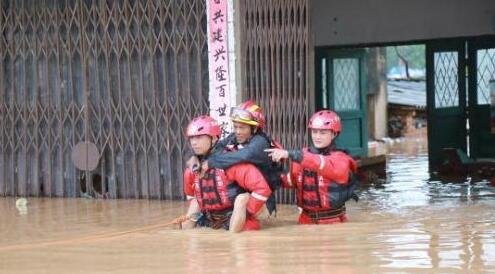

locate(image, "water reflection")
(1, 137), (495, 273)
(360, 136), (495, 271)
(363, 137), (495, 211)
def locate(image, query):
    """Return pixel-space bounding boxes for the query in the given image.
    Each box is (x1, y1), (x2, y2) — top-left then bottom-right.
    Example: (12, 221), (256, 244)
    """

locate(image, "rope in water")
(0, 214), (191, 252)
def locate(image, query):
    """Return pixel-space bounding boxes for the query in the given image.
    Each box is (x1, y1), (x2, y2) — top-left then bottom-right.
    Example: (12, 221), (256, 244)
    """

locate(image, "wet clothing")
(207, 132), (281, 214)
(195, 209), (260, 231)
(282, 146), (358, 224)
(183, 163), (271, 231)
(208, 133), (271, 169)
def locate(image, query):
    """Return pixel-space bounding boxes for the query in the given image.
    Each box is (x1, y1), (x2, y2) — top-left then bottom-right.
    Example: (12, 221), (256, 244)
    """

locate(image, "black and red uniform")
(282, 147), (358, 224)
(184, 163), (272, 230)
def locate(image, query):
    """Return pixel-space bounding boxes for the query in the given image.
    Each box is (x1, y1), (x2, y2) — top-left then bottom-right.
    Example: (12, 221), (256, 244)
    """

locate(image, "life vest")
(194, 168), (243, 212)
(296, 169), (358, 211)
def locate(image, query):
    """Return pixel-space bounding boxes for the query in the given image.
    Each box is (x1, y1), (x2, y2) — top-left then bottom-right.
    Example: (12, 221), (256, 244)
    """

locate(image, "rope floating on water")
(0, 214), (194, 252)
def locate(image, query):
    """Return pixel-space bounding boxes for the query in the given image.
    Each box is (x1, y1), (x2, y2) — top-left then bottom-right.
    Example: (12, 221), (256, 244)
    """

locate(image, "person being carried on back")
(181, 115), (272, 232)
(187, 100), (283, 217)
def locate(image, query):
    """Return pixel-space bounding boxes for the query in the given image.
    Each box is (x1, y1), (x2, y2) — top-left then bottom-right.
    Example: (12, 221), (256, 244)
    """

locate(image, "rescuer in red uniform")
(266, 110), (358, 224)
(181, 115), (272, 232)
(187, 100), (283, 217)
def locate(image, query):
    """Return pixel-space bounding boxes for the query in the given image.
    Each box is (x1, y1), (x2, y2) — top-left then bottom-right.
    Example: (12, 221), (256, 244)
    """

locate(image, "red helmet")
(186, 115), (221, 138)
(308, 110), (342, 133)
(230, 100), (266, 129)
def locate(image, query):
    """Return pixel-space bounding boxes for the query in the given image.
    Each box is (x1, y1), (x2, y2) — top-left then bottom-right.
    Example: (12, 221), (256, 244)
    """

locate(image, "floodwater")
(2, 137), (495, 273)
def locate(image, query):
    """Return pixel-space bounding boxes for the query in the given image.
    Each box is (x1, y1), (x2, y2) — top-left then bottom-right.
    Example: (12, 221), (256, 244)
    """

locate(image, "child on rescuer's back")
(180, 115), (272, 232)
(265, 110), (359, 225)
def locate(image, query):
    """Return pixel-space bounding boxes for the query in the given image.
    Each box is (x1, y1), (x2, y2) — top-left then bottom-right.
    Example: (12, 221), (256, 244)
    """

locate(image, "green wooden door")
(426, 41), (467, 167)
(316, 49), (368, 157)
(468, 37), (495, 159)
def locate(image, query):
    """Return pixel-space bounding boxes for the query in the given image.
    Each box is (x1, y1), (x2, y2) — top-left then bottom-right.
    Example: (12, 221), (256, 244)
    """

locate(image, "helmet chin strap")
(206, 136), (219, 155)
(251, 126), (258, 134)
(310, 133), (338, 155)
(192, 136), (219, 158)
(310, 143), (335, 155)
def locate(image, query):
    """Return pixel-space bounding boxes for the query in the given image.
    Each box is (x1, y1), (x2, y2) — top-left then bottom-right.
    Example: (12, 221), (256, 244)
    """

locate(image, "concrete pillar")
(367, 48), (388, 140)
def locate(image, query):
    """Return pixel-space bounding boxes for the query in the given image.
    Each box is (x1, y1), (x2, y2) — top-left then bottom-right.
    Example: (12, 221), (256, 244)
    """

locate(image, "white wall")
(312, 0), (495, 46)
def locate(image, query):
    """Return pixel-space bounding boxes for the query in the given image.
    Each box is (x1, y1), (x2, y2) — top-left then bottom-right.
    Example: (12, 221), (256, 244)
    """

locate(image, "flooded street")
(2, 137), (495, 273)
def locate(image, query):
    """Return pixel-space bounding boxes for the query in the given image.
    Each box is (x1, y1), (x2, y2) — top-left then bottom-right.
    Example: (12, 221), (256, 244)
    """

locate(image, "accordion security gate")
(0, 0), (209, 199)
(240, 0), (311, 203)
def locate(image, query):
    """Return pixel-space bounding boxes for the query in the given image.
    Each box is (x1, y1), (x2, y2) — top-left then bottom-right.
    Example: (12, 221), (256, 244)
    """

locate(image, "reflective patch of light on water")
(360, 152), (495, 212)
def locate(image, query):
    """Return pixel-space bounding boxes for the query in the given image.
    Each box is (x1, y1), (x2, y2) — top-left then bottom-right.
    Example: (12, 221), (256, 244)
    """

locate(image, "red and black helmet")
(230, 100), (266, 129)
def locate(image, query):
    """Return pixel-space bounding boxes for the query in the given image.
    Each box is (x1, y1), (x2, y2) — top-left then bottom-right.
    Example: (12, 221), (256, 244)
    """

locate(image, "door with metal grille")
(426, 40), (467, 167)
(468, 37), (495, 159)
(316, 49), (368, 157)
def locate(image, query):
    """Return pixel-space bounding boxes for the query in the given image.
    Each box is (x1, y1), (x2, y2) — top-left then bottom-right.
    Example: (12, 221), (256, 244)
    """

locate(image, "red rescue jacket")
(282, 148), (358, 224)
(184, 163), (272, 216)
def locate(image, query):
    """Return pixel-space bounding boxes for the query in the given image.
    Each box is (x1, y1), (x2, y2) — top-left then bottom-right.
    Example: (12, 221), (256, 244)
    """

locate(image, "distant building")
(387, 80), (426, 138)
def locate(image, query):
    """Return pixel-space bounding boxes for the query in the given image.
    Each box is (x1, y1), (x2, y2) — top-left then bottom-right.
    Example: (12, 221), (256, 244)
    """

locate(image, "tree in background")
(386, 45), (425, 80)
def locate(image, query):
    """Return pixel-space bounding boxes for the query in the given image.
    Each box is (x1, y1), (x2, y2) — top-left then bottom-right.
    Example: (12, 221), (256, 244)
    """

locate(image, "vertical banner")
(208, 0), (231, 137)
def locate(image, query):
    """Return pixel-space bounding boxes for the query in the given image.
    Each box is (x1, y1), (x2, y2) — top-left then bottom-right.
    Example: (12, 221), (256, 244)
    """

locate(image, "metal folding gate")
(239, 0), (311, 203)
(0, 0), (209, 199)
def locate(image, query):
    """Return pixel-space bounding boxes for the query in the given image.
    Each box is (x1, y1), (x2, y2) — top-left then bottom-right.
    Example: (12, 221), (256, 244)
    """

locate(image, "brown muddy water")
(1, 137), (495, 273)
